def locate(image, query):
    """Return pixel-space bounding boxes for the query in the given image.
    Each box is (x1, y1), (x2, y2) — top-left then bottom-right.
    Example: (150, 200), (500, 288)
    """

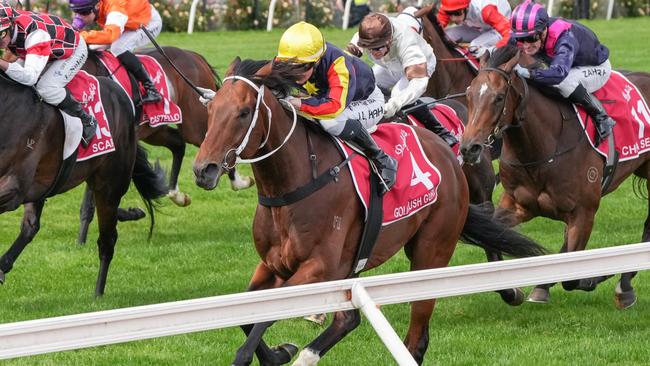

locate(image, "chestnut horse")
(459, 45), (650, 309)
(0, 73), (167, 296)
(193, 58), (547, 365)
(77, 46), (254, 243)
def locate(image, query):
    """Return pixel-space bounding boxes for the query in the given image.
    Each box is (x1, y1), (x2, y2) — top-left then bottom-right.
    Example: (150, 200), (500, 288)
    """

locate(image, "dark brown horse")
(77, 46), (254, 243)
(192, 58), (547, 365)
(0, 73), (167, 296)
(459, 45), (650, 309)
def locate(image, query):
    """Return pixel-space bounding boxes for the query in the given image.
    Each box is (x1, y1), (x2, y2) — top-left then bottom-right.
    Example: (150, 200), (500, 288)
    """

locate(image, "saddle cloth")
(575, 70), (650, 162)
(97, 51), (182, 127)
(405, 102), (465, 162)
(63, 70), (115, 161)
(335, 123), (442, 226)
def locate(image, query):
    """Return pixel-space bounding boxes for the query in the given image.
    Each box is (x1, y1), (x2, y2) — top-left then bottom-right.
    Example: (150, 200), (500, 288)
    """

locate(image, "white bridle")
(221, 75), (297, 167)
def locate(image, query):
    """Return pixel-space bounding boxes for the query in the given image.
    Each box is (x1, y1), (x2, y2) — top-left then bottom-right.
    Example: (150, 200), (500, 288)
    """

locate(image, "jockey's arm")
(81, 9), (127, 44)
(346, 32), (363, 57)
(481, 4), (511, 47)
(391, 63), (429, 107)
(1, 29), (50, 86)
(299, 56), (351, 119)
(530, 32), (577, 85)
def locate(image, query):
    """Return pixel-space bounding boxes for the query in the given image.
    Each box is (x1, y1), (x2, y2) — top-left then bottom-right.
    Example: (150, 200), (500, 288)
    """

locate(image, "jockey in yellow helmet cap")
(275, 22), (397, 195)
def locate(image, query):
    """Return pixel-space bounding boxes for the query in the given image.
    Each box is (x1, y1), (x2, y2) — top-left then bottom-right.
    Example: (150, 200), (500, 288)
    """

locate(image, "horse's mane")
(234, 59), (302, 99)
(486, 44), (519, 68)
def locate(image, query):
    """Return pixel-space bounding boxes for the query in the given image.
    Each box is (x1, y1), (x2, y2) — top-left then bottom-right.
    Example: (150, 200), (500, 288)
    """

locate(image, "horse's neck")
(502, 87), (578, 164)
(249, 107), (330, 198)
(426, 27), (473, 97)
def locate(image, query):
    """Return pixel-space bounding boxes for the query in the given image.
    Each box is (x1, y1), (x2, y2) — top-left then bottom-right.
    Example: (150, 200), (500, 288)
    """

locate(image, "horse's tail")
(132, 144), (168, 238)
(460, 204), (549, 257)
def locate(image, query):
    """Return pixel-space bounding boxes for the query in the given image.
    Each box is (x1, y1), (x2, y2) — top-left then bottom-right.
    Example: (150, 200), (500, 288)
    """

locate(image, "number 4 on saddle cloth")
(336, 123), (443, 226)
(575, 71), (650, 163)
(95, 51), (182, 128)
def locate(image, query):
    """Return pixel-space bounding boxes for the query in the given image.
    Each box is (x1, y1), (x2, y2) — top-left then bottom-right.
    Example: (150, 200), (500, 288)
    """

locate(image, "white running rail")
(2, 242), (650, 364)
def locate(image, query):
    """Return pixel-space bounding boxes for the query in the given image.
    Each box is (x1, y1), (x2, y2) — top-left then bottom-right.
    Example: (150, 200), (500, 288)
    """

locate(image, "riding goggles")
(518, 34), (541, 43)
(445, 9), (465, 16)
(74, 8), (93, 15)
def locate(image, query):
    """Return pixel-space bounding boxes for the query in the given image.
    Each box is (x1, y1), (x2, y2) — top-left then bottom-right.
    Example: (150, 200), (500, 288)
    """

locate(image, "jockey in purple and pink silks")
(509, 0), (615, 146)
(0, 3), (96, 146)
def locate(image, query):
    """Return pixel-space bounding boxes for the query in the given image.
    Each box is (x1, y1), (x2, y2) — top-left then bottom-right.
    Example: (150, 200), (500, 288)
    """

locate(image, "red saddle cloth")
(575, 70), (650, 161)
(405, 103), (465, 161)
(97, 51), (182, 127)
(336, 123), (442, 226)
(67, 70), (115, 161)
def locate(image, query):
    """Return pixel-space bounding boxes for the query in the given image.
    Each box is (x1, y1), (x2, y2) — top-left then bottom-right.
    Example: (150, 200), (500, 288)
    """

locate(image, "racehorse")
(0, 73), (168, 296)
(77, 46), (254, 244)
(193, 58), (547, 365)
(459, 45), (650, 309)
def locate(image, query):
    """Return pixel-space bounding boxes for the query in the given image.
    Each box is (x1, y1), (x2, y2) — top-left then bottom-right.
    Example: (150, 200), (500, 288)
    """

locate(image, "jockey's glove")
(514, 64), (531, 79)
(384, 77), (429, 118)
(384, 99), (401, 118)
(346, 43), (363, 58)
(197, 87), (216, 106)
(282, 96), (302, 110)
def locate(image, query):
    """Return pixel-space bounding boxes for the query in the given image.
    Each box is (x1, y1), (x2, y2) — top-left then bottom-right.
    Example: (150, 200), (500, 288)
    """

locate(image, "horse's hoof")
(231, 176), (255, 191)
(167, 190), (192, 207)
(292, 348), (320, 366)
(303, 313), (327, 326)
(117, 208), (146, 221)
(271, 343), (299, 364)
(614, 289), (636, 310)
(527, 287), (550, 304)
(499, 288), (525, 306)
(0, 270), (5, 284)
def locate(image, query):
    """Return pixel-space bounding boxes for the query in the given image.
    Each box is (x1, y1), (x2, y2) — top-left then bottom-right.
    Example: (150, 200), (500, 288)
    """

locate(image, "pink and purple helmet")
(69, 0), (99, 13)
(510, 0), (549, 38)
(0, 3), (14, 32)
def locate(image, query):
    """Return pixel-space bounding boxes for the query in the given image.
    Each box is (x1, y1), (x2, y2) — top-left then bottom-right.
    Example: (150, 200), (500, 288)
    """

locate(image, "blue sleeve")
(530, 31), (577, 85)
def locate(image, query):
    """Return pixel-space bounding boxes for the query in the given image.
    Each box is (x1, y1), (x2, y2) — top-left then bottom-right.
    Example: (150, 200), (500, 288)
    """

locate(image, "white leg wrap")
(292, 348), (320, 366)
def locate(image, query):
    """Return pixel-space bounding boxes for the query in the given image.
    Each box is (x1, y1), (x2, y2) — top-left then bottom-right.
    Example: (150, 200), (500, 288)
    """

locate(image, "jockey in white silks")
(347, 12), (458, 147)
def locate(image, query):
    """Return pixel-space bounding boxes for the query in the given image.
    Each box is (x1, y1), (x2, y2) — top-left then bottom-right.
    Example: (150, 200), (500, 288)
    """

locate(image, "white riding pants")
(319, 86), (385, 136)
(556, 59), (611, 97)
(36, 37), (88, 105)
(445, 25), (501, 56)
(110, 6), (162, 56)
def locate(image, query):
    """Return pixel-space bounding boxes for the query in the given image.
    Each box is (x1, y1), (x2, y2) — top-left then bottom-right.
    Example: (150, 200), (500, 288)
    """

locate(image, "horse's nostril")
(469, 144), (482, 154)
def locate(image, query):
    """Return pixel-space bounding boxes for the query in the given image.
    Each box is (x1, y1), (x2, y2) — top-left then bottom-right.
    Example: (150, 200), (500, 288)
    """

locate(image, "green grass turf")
(2, 17), (650, 365)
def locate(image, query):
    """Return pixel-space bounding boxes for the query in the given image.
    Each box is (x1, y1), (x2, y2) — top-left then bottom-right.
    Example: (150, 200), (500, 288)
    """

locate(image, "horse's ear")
(502, 50), (521, 73)
(225, 57), (242, 77)
(479, 51), (490, 69)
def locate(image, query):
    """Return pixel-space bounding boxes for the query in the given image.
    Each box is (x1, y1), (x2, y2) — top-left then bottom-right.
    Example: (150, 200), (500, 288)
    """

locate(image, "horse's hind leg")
(142, 126), (191, 207)
(0, 200), (45, 284)
(92, 191), (120, 296)
(78, 186), (95, 245)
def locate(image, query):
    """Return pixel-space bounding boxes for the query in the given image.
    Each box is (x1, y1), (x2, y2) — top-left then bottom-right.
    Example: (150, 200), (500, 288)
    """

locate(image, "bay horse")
(459, 45), (650, 309)
(77, 46), (254, 244)
(193, 58), (547, 365)
(0, 73), (168, 296)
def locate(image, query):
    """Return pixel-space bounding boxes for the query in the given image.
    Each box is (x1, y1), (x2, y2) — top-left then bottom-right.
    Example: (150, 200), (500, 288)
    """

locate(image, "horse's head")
(460, 45), (524, 165)
(193, 57), (296, 190)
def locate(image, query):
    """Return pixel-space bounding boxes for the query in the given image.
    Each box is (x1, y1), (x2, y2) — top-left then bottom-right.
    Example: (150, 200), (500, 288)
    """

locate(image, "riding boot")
(568, 84), (615, 147)
(117, 51), (163, 104)
(57, 89), (97, 148)
(409, 101), (458, 147)
(339, 119), (398, 195)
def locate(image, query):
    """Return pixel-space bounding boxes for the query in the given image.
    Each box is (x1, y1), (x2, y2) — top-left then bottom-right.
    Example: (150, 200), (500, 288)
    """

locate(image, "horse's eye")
(495, 94), (505, 103)
(238, 107), (251, 119)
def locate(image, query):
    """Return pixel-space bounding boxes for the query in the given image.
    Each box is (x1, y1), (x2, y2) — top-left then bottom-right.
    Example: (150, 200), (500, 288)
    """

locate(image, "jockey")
(347, 12), (458, 147)
(510, 0), (615, 145)
(0, 4), (96, 146)
(69, 0), (162, 104)
(275, 22), (397, 195)
(437, 0), (511, 57)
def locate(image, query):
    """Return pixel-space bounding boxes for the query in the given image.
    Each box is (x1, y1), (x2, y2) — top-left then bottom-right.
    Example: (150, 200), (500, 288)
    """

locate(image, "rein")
(221, 75), (297, 169)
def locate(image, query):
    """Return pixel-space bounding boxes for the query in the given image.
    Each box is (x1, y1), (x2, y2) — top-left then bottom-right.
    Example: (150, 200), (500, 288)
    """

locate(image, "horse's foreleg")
(228, 169), (255, 191)
(236, 262), (295, 366)
(0, 201), (45, 284)
(293, 310), (361, 366)
(78, 186), (95, 245)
